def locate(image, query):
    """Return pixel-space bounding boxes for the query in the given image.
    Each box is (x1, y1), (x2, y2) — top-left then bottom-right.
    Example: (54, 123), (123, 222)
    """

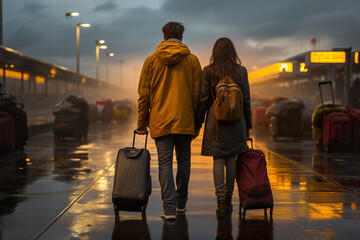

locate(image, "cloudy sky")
(4, 0), (360, 87)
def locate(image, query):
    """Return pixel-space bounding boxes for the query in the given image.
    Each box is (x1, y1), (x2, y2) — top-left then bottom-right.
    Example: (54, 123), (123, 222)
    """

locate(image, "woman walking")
(195, 37), (252, 218)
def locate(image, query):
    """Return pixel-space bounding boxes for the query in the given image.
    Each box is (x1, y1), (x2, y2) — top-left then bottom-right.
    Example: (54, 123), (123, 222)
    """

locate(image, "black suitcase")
(112, 130), (151, 217)
(54, 113), (88, 140)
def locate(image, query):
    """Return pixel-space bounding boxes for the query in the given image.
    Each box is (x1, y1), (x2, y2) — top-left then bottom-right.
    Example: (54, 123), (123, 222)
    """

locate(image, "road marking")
(32, 163), (116, 240)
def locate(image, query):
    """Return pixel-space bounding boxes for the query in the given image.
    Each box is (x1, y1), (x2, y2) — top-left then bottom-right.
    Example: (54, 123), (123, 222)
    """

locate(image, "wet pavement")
(0, 122), (360, 239)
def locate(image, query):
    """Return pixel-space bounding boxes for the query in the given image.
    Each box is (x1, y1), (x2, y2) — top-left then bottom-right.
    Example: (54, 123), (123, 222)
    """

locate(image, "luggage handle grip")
(133, 130), (148, 149)
(247, 138), (253, 149)
(318, 81), (335, 108)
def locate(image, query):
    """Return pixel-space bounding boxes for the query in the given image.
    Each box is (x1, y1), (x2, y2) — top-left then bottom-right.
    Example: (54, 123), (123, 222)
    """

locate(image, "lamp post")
(119, 60), (124, 88)
(96, 44), (107, 80)
(105, 53), (114, 83)
(76, 23), (91, 74)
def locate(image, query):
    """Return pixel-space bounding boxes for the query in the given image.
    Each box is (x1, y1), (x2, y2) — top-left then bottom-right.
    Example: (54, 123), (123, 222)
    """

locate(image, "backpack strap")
(210, 80), (219, 141)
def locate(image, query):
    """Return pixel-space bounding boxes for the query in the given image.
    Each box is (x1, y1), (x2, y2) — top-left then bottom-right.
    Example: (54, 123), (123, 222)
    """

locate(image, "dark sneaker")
(161, 212), (176, 220)
(176, 207), (187, 213)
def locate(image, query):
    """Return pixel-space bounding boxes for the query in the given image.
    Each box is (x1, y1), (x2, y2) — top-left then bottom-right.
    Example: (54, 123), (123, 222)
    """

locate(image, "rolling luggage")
(96, 98), (113, 122)
(312, 81), (346, 151)
(252, 106), (268, 126)
(0, 112), (15, 154)
(0, 84), (28, 150)
(236, 138), (273, 219)
(266, 99), (304, 141)
(322, 112), (351, 152)
(53, 96), (89, 140)
(112, 130), (151, 217)
(347, 109), (360, 150)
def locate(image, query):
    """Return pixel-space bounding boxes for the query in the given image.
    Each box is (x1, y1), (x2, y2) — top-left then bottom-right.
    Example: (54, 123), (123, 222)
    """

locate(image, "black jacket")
(195, 65), (252, 157)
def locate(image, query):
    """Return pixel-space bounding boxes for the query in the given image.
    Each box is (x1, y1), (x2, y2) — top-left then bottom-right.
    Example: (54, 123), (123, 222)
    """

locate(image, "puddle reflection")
(216, 215), (233, 240)
(53, 141), (90, 182)
(161, 214), (189, 240)
(237, 217), (273, 240)
(0, 153), (28, 216)
(111, 216), (151, 240)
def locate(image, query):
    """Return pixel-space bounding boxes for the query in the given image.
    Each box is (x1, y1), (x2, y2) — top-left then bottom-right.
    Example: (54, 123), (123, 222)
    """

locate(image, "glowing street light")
(105, 53), (115, 83)
(76, 23), (91, 74)
(65, 12), (80, 17)
(95, 40), (105, 44)
(96, 45), (107, 80)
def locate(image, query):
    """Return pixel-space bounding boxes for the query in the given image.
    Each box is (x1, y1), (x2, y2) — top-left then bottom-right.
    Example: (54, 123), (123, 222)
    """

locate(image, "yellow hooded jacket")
(137, 40), (202, 138)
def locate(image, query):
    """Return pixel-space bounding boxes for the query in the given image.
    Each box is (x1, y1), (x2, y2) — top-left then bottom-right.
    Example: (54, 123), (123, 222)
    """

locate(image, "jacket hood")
(155, 40), (190, 66)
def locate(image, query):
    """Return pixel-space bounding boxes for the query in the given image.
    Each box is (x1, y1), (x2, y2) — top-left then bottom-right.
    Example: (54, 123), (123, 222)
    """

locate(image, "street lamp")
(76, 23), (91, 74)
(96, 45), (107, 80)
(66, 12), (80, 17)
(95, 40), (105, 44)
(106, 53), (115, 83)
(119, 60), (124, 88)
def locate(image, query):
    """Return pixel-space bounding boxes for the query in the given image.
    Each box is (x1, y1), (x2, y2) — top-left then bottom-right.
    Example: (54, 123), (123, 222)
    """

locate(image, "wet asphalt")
(0, 121), (359, 239)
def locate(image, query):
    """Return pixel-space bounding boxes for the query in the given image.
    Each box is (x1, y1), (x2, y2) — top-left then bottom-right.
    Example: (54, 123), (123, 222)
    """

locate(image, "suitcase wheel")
(141, 204), (147, 214)
(114, 205), (119, 217)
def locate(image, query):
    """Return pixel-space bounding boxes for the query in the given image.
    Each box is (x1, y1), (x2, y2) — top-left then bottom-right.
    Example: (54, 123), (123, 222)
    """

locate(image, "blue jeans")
(213, 156), (236, 201)
(155, 134), (192, 215)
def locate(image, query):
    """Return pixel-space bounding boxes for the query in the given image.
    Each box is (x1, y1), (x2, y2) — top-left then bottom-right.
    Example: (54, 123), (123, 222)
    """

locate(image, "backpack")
(212, 76), (243, 122)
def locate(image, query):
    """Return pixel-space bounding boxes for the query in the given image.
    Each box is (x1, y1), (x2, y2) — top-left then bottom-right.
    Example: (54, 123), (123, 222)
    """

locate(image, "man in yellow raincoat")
(137, 22), (202, 220)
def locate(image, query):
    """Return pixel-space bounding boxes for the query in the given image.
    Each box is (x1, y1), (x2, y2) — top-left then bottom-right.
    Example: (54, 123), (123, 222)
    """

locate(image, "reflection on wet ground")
(0, 123), (359, 239)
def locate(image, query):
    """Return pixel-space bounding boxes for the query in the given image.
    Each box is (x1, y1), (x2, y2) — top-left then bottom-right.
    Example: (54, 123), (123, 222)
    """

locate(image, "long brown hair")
(209, 37), (241, 85)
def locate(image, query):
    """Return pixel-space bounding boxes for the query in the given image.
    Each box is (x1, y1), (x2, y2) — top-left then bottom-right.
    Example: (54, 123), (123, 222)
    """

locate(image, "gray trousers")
(213, 156), (237, 201)
(155, 134), (192, 215)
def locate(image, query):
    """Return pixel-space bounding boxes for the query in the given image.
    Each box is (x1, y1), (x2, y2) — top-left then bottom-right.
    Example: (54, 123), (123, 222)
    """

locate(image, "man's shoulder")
(186, 53), (201, 66)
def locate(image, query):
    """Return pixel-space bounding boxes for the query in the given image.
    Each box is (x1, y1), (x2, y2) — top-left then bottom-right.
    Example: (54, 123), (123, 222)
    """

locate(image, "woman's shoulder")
(237, 65), (247, 73)
(203, 64), (212, 72)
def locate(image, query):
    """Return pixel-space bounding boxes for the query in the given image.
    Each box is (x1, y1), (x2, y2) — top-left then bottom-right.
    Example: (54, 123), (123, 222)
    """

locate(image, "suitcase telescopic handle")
(133, 130), (148, 149)
(247, 138), (254, 149)
(318, 81), (335, 108)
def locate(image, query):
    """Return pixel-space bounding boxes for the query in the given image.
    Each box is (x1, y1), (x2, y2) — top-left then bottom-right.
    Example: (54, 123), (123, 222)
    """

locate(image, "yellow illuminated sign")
(310, 51), (346, 63)
(300, 63), (308, 72)
(355, 52), (359, 64)
(248, 62), (293, 84)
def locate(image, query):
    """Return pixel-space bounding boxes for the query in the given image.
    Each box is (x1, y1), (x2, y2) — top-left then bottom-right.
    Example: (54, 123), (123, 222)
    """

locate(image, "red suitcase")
(252, 106), (268, 126)
(96, 98), (114, 122)
(236, 139), (273, 218)
(0, 112), (15, 154)
(346, 109), (360, 150)
(322, 112), (351, 152)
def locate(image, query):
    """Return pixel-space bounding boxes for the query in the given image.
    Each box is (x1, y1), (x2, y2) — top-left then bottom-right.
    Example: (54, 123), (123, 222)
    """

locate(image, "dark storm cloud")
(4, 0), (360, 78)
(94, 1), (118, 12)
(21, 1), (47, 15)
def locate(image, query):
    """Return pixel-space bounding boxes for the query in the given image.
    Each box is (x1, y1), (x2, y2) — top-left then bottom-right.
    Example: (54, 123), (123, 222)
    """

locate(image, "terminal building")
(248, 48), (360, 107)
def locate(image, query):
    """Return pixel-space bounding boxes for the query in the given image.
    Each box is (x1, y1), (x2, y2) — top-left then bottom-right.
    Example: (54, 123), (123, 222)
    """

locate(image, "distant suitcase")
(112, 130), (151, 216)
(236, 138), (273, 219)
(0, 84), (28, 150)
(347, 109), (360, 150)
(54, 113), (88, 140)
(313, 81), (346, 151)
(267, 100), (304, 141)
(252, 106), (268, 126)
(13, 103), (28, 150)
(0, 112), (15, 154)
(322, 112), (351, 152)
(96, 98), (113, 122)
